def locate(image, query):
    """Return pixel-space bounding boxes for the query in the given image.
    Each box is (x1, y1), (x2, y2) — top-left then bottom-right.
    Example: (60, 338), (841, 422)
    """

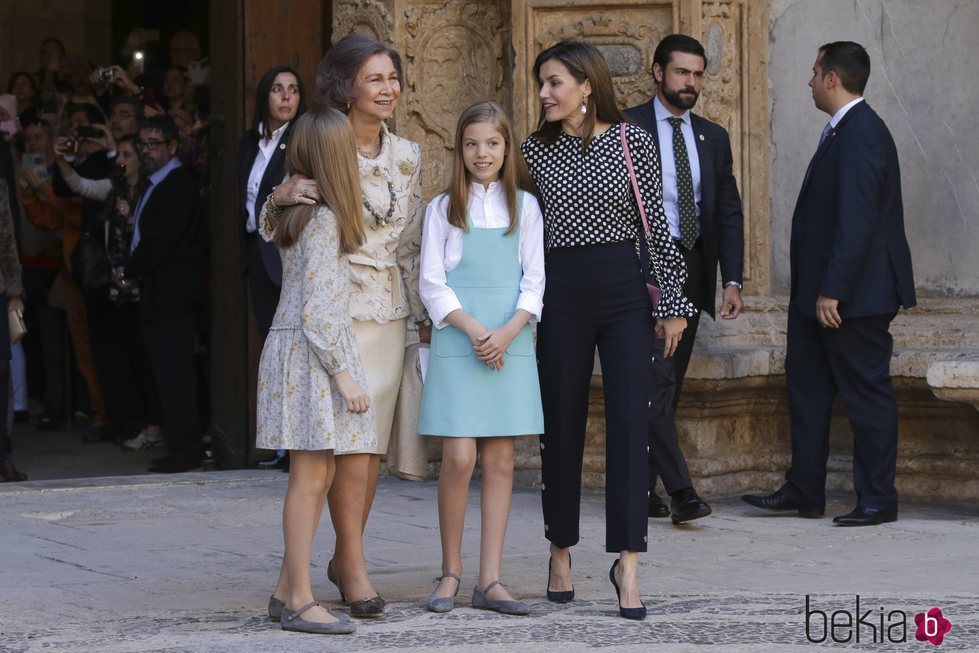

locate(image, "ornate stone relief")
(532, 11), (670, 112)
(401, 2), (509, 198)
(333, 0), (395, 41)
(698, 0), (742, 180)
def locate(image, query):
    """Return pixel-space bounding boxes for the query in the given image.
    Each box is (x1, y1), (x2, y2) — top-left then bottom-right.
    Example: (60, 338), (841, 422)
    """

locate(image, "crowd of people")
(0, 28), (213, 480)
(1, 23), (915, 639)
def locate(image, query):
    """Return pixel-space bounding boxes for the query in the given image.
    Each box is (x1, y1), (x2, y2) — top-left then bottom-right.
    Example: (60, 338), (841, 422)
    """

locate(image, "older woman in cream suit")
(264, 34), (427, 617)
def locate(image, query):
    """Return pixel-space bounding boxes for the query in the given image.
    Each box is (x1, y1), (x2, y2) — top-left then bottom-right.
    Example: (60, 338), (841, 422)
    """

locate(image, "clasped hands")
(469, 323), (517, 371)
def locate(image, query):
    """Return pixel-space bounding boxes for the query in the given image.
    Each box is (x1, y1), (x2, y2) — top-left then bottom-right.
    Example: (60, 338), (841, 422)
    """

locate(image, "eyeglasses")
(136, 139), (167, 150)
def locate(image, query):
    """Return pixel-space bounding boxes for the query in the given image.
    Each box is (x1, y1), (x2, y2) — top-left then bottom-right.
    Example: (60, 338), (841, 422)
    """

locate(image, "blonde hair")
(445, 100), (534, 235)
(275, 108), (365, 253)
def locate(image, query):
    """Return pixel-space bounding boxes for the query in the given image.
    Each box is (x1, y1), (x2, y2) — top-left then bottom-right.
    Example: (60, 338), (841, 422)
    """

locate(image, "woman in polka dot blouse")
(521, 40), (697, 621)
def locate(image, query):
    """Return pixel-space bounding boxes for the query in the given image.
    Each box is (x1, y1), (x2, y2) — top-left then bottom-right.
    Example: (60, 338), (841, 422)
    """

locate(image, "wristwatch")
(724, 281), (743, 290)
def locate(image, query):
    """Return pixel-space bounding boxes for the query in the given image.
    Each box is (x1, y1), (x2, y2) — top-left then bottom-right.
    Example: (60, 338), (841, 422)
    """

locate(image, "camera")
(97, 67), (115, 82)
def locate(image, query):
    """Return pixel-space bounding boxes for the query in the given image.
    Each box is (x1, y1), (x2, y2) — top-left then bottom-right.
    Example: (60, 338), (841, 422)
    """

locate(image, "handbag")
(9, 307), (26, 342)
(620, 123), (663, 310)
(71, 226), (113, 294)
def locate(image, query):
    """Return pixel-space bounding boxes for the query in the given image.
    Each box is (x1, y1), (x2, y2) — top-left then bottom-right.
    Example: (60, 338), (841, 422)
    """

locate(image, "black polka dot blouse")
(521, 123), (697, 319)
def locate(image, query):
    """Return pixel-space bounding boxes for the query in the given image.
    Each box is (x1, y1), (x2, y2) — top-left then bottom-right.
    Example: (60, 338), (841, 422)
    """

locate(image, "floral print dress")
(256, 206), (376, 452)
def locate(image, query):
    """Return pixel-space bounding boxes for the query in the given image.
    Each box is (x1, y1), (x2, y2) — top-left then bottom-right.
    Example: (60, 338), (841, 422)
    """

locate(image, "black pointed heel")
(546, 554), (575, 602)
(609, 559), (646, 620)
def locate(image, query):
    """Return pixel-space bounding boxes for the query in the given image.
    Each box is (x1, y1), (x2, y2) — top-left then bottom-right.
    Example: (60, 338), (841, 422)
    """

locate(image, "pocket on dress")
(504, 312), (534, 357)
(435, 324), (472, 358)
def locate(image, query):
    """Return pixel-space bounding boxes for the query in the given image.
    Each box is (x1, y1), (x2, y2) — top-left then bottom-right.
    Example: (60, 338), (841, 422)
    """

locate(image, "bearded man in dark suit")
(625, 34), (745, 524)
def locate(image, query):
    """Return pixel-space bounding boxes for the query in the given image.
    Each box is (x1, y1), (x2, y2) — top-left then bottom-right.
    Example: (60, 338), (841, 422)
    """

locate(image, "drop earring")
(581, 97), (588, 114)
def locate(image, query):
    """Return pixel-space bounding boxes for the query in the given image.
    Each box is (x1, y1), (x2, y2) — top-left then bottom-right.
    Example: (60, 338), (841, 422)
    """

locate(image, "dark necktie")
(818, 122), (832, 148)
(668, 117), (698, 250)
(802, 123), (834, 188)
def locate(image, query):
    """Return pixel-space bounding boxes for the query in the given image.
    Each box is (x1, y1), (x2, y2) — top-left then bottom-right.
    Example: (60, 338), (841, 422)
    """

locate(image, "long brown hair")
(530, 40), (624, 154)
(445, 100), (534, 235)
(275, 108), (365, 253)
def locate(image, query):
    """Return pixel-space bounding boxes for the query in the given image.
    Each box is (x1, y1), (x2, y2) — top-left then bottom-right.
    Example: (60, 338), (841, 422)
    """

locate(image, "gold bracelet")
(266, 189), (283, 218)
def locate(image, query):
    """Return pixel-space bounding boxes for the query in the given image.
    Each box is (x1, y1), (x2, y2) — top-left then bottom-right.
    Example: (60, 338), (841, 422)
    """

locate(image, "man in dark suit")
(625, 34), (745, 524)
(122, 116), (205, 473)
(742, 41), (915, 526)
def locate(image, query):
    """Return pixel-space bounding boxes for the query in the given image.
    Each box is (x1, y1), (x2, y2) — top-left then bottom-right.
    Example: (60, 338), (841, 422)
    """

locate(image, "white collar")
(829, 97), (864, 128)
(470, 180), (501, 197)
(653, 95), (691, 126)
(259, 121), (288, 143)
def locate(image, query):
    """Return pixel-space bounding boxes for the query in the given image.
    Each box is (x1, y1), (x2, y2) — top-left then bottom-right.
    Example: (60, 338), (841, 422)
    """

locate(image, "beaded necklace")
(363, 181), (397, 227)
(359, 131), (396, 227)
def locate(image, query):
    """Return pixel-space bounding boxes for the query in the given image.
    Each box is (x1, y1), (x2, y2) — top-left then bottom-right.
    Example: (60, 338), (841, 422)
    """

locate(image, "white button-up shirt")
(420, 181), (545, 329)
(245, 122), (287, 233)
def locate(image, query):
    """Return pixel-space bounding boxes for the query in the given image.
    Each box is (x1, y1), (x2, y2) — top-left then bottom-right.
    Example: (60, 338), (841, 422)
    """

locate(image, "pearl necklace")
(356, 133), (382, 159)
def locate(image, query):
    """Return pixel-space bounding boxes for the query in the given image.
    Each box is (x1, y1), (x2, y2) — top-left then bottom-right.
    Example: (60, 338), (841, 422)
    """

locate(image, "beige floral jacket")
(260, 124), (426, 325)
(349, 123), (426, 324)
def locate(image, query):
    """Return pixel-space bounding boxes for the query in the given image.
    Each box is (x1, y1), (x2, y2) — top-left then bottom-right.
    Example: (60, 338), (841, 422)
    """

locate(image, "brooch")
(398, 159), (415, 176)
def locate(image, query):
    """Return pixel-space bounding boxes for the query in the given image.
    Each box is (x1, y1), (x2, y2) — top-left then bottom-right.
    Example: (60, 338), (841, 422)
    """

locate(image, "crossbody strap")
(620, 123), (664, 289)
(620, 123), (651, 238)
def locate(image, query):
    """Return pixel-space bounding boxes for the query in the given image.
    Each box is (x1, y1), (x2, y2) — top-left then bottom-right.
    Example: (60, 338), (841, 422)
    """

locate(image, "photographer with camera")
(22, 104), (113, 435)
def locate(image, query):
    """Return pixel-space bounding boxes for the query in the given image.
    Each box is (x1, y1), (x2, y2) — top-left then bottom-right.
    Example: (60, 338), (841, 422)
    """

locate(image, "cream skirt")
(341, 318), (407, 455)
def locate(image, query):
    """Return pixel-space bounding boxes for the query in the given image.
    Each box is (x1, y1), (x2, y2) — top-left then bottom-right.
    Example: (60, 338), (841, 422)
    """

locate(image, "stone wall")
(768, 0), (979, 298)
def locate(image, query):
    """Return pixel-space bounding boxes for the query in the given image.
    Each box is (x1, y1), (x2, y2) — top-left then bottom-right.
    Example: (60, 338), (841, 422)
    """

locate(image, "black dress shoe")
(648, 491), (671, 518)
(255, 452), (288, 470)
(0, 459), (28, 482)
(833, 506), (897, 527)
(670, 487), (712, 524)
(741, 490), (824, 518)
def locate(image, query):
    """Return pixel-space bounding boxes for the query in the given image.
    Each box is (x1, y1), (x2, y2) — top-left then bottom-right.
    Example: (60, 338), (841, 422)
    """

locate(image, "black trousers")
(782, 305), (899, 512)
(539, 242), (652, 553)
(89, 300), (162, 432)
(647, 241), (704, 494)
(142, 314), (200, 460)
(246, 233), (281, 343)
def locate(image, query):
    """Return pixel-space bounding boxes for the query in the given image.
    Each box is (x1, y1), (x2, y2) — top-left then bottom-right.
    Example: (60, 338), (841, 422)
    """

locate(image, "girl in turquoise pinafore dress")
(418, 101), (545, 615)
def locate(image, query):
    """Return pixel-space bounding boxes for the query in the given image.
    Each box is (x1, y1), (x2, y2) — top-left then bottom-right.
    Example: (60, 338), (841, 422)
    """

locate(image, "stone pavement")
(1, 471), (977, 653)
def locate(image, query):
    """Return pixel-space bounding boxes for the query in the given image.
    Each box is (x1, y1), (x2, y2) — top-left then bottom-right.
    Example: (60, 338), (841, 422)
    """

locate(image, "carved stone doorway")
(333, 0), (768, 291)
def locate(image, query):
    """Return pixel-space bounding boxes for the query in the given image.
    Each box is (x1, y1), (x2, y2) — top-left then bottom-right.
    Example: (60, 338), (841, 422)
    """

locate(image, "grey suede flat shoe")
(280, 601), (356, 635)
(268, 595), (285, 621)
(426, 571), (462, 613)
(270, 595), (350, 623)
(472, 580), (530, 616)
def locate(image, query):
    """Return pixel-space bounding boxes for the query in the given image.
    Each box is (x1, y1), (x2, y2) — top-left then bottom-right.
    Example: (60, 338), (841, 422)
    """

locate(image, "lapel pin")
(279, 143), (286, 150)
(698, 134), (705, 141)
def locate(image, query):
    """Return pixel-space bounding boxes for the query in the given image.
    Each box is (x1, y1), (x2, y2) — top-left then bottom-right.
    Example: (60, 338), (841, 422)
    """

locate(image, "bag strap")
(620, 122), (650, 238)
(620, 123), (665, 290)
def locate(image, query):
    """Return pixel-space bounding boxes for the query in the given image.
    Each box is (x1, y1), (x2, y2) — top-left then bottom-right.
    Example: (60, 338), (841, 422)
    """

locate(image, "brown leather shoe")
(0, 459), (27, 482)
